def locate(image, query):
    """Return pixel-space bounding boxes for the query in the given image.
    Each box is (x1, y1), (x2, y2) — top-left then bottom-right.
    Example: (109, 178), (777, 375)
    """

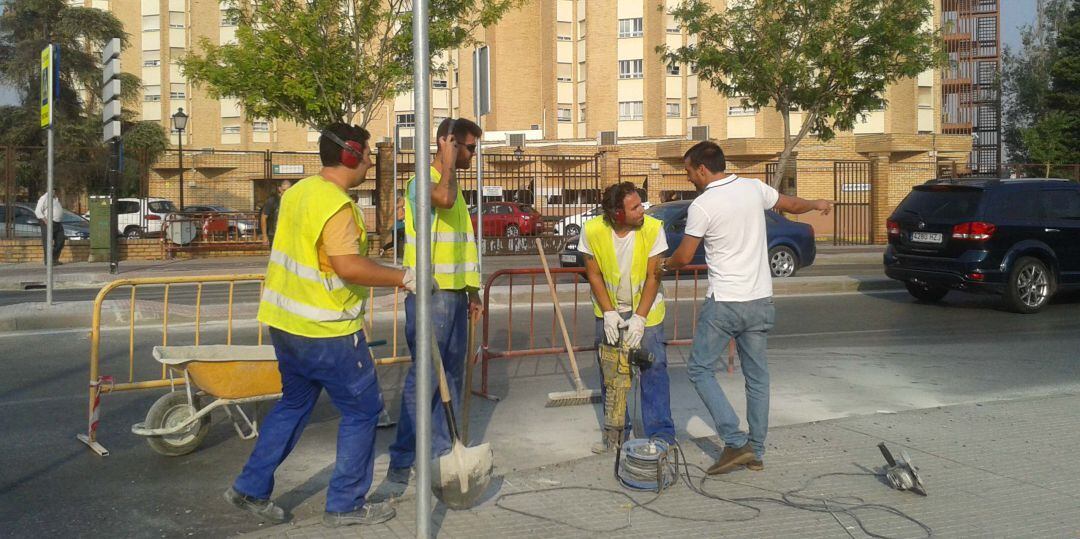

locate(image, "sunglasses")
(461, 143), (477, 153)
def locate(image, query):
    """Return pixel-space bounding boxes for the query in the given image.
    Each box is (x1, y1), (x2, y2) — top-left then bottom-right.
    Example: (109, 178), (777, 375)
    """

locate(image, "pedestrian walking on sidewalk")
(387, 117), (484, 485)
(35, 189), (65, 265)
(225, 123), (416, 528)
(582, 181), (675, 453)
(260, 179), (292, 246)
(662, 141), (832, 474)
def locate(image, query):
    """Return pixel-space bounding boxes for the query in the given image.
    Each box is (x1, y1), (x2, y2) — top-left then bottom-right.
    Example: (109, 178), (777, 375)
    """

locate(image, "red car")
(470, 202), (542, 237)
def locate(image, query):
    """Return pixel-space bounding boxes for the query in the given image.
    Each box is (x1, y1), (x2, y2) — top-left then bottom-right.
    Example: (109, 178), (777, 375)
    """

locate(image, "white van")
(117, 198), (177, 238)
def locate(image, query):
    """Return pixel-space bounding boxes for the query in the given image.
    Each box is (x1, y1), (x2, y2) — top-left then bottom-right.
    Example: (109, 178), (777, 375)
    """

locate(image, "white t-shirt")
(35, 193), (63, 223)
(685, 175), (780, 302)
(579, 225), (668, 312)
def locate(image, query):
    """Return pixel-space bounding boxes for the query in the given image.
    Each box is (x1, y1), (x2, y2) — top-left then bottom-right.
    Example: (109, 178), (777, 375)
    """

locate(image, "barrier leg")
(473, 347), (500, 402)
(76, 376), (114, 456)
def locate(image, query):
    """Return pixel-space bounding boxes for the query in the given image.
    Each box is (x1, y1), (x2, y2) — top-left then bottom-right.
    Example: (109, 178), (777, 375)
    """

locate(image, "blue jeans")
(388, 290), (468, 469)
(233, 327), (383, 513)
(593, 315), (676, 444)
(686, 297), (775, 458)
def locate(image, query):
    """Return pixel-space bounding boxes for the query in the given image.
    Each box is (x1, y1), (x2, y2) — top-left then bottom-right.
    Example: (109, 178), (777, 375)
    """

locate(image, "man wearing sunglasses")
(387, 117), (485, 486)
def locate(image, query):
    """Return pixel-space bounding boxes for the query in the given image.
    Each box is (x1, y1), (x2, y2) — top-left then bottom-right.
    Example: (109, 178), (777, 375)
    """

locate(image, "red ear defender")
(340, 140), (364, 168)
(614, 208), (626, 225)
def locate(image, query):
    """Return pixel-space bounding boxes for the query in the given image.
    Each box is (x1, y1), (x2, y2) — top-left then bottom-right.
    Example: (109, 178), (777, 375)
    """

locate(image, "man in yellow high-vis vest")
(581, 181), (676, 453)
(225, 124), (415, 529)
(388, 118), (484, 484)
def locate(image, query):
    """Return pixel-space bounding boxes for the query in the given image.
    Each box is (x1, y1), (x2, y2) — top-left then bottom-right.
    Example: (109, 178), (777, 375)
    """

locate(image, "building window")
(666, 15), (681, 34)
(667, 62), (681, 76)
(618, 18), (643, 38)
(432, 79), (448, 89)
(142, 15), (159, 32)
(557, 21), (572, 41)
(169, 83), (186, 99)
(579, 104), (586, 122)
(396, 113), (415, 127)
(557, 106), (572, 122)
(220, 9), (238, 26)
(619, 101), (643, 120)
(619, 59), (643, 79)
(169, 11), (184, 29)
(252, 121), (270, 132)
(144, 85), (161, 102)
(689, 99), (699, 117)
(223, 126), (241, 134)
(728, 96), (754, 116)
(557, 62), (572, 82)
(666, 100), (681, 118)
(142, 51), (160, 67)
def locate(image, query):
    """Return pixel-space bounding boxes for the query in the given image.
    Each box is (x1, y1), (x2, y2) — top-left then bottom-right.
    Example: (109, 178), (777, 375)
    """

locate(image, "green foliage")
(1021, 112), (1076, 176)
(180, 0), (521, 130)
(662, 0), (943, 185)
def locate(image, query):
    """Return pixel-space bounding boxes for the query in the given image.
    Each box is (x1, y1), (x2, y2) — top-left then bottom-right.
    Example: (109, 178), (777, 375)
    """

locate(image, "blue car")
(558, 200), (816, 277)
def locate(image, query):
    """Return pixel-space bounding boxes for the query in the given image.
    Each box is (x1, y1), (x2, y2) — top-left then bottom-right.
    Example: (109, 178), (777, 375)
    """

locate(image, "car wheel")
(565, 224), (580, 236)
(1005, 256), (1053, 314)
(506, 224), (520, 237)
(768, 246), (798, 278)
(905, 281), (949, 302)
(124, 226), (144, 239)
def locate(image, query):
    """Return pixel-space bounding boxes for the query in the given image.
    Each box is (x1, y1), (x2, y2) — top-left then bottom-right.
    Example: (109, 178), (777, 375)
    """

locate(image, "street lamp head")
(513, 146), (524, 161)
(172, 108), (188, 131)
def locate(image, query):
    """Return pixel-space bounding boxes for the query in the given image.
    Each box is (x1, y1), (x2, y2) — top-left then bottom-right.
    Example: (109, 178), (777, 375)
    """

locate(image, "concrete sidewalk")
(244, 393), (1080, 538)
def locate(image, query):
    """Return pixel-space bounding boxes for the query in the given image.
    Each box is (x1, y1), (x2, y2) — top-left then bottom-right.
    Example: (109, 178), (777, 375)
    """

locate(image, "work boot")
(386, 466), (413, 484)
(746, 459), (764, 472)
(706, 443), (755, 475)
(591, 440), (614, 454)
(323, 501), (396, 528)
(224, 487), (287, 524)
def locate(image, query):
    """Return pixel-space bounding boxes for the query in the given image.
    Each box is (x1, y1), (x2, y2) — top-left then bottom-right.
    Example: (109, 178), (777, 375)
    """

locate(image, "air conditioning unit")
(689, 125), (710, 141)
(530, 124), (540, 130)
(507, 133), (527, 148)
(398, 136), (414, 151)
(598, 130), (617, 146)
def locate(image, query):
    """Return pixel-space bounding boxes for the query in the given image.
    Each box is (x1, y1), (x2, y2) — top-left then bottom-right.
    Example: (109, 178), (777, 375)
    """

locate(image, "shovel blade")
(431, 441), (493, 510)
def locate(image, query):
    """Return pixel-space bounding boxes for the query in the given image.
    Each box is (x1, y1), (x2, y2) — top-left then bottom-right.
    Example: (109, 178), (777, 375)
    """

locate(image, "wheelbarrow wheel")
(144, 391), (210, 457)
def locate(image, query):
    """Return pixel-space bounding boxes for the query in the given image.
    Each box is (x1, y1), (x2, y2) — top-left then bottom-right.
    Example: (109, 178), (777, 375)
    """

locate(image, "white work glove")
(602, 311), (624, 345)
(624, 314), (647, 349)
(401, 266), (417, 293)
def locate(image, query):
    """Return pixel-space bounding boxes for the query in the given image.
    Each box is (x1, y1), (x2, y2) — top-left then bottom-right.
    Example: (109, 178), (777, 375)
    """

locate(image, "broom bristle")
(546, 390), (602, 407)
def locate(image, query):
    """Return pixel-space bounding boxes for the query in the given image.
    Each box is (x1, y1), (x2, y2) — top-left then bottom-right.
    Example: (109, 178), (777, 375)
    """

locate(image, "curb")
(0, 276), (902, 333)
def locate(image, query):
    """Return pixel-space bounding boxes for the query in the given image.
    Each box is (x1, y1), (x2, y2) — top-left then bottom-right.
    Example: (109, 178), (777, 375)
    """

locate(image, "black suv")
(884, 178), (1080, 313)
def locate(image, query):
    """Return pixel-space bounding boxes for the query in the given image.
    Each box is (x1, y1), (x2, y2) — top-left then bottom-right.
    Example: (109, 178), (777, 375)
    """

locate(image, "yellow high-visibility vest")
(584, 215), (666, 327)
(257, 175), (369, 337)
(403, 166), (480, 290)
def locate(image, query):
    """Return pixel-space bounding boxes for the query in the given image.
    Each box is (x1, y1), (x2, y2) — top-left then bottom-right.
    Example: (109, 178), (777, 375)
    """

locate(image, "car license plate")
(561, 254), (577, 264)
(910, 231), (943, 244)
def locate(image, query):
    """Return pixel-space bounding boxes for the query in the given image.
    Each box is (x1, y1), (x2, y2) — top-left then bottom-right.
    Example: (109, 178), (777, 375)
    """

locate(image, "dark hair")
(319, 123), (371, 167)
(683, 140), (726, 173)
(601, 181), (641, 225)
(436, 117), (483, 142)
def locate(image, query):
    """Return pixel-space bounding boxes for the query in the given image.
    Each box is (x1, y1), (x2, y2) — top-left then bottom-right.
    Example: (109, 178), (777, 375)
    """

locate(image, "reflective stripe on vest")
(256, 175), (369, 338)
(403, 166), (481, 290)
(584, 215), (666, 327)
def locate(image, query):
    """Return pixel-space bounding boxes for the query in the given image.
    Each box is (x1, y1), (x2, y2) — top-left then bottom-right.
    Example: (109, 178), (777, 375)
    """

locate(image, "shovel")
(430, 332), (493, 509)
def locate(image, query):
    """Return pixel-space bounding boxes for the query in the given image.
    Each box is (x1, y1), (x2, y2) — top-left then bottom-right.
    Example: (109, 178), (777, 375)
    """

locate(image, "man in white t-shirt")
(35, 189), (65, 265)
(580, 182), (675, 453)
(662, 141), (832, 474)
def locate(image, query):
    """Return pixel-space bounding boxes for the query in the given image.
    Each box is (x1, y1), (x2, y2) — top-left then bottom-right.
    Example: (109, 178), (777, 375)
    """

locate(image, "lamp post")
(171, 108), (188, 209)
(513, 145), (524, 161)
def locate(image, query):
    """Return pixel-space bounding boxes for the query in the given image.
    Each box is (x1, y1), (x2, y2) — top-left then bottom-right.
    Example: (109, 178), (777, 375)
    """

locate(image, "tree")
(1021, 112), (1075, 177)
(181, 0), (520, 130)
(119, 121), (169, 196)
(662, 0), (943, 187)
(1001, 0), (1069, 163)
(1044, 0), (1080, 164)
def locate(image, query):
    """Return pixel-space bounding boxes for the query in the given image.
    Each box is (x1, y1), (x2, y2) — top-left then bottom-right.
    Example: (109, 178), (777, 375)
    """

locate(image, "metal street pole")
(393, 124), (400, 265)
(473, 49), (484, 275)
(411, 0), (433, 533)
(178, 130), (184, 210)
(46, 119), (54, 305)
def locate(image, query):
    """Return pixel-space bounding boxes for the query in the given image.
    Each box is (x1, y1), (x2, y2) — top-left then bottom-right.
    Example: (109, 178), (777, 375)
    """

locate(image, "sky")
(0, 1), (1045, 108)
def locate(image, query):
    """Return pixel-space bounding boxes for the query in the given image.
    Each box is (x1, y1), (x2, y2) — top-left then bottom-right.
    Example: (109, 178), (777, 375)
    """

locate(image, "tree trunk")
(775, 109), (794, 190)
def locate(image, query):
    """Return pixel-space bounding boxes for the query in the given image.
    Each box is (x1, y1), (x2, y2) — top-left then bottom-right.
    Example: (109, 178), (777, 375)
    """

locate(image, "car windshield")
(901, 188), (984, 220)
(62, 211), (86, 224)
(645, 203), (688, 223)
(149, 201), (177, 213)
(520, 205), (536, 214)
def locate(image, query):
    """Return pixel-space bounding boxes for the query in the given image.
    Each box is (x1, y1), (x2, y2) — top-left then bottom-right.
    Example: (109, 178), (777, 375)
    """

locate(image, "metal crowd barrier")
(78, 274), (409, 456)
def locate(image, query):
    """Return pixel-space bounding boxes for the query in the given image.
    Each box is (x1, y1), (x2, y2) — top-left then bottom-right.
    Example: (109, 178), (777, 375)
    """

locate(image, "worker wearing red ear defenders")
(579, 181), (675, 453)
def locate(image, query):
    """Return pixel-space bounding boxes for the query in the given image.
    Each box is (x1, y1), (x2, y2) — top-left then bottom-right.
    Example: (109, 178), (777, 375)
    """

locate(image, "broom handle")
(431, 332), (461, 442)
(536, 239), (585, 390)
(462, 320), (475, 444)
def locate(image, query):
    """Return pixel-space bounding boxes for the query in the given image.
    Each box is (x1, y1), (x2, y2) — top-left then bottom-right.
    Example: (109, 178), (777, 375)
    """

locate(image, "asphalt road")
(6, 289), (1077, 536)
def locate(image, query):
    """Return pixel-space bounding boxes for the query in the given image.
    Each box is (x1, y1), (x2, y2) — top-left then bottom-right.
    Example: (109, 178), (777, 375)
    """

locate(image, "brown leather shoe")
(746, 459), (764, 471)
(706, 443), (755, 475)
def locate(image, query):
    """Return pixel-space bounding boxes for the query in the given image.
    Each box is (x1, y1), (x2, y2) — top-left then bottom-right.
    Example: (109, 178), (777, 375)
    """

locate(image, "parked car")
(558, 200), (816, 278)
(0, 203), (90, 240)
(883, 178), (1080, 313)
(552, 202), (652, 236)
(470, 201), (542, 237)
(181, 205), (258, 237)
(117, 198), (177, 238)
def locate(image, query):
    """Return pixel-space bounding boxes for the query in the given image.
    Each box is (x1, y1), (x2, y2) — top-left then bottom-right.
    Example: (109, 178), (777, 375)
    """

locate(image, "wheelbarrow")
(132, 345), (283, 456)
